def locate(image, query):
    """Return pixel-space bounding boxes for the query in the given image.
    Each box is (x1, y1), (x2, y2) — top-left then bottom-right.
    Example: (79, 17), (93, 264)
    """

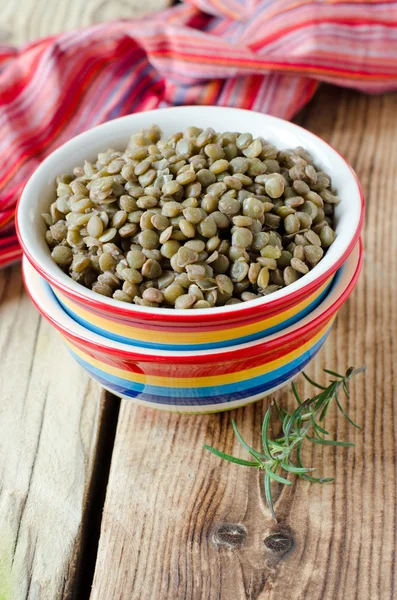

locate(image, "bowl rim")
(17, 106), (365, 322)
(22, 239), (363, 361)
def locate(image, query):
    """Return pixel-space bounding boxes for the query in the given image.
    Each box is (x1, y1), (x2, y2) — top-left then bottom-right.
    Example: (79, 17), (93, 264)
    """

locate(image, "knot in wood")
(213, 523), (247, 548)
(264, 531), (294, 556)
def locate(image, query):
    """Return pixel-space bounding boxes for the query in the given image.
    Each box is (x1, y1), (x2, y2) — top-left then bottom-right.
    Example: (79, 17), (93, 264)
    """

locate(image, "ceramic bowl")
(16, 106), (364, 351)
(22, 241), (362, 413)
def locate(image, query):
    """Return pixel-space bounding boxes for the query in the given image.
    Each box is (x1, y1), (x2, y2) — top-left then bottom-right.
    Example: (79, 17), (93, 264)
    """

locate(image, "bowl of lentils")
(22, 243), (363, 412)
(17, 106), (364, 350)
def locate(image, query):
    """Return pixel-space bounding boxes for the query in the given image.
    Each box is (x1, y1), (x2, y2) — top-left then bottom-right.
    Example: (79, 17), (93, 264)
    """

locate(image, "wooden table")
(0, 5), (396, 598)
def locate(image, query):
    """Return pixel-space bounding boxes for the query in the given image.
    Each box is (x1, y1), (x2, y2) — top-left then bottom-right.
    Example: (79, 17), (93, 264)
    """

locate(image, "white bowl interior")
(23, 243), (360, 358)
(18, 106), (363, 316)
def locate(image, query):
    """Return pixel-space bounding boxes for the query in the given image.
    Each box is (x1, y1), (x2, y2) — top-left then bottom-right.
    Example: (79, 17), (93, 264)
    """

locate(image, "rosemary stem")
(204, 366), (365, 521)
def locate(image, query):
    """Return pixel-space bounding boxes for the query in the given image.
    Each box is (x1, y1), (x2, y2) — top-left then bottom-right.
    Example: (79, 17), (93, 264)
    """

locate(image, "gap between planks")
(71, 391), (120, 600)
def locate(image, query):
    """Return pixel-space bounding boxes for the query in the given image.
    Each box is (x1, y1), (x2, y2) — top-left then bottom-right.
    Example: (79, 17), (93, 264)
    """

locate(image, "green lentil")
(121, 268), (143, 283)
(265, 174), (285, 198)
(261, 245), (282, 260)
(257, 267), (269, 289)
(99, 252), (116, 272)
(177, 246), (198, 267)
(186, 264), (206, 281)
(209, 159), (229, 175)
(197, 218), (217, 238)
(320, 225), (337, 247)
(193, 300), (211, 309)
(196, 169), (216, 187)
(236, 133), (252, 150)
(143, 288), (164, 303)
(119, 223), (138, 237)
(99, 228), (117, 243)
(138, 230), (159, 249)
(284, 214), (301, 234)
(291, 258), (309, 274)
(295, 211), (313, 229)
(92, 283), (113, 297)
(230, 260), (249, 282)
(242, 139), (262, 158)
(211, 254), (229, 273)
(51, 246), (73, 265)
(161, 240), (180, 258)
(205, 290), (217, 306)
(183, 207), (204, 224)
(242, 197), (264, 219)
(283, 266), (301, 285)
(304, 245), (324, 266)
(257, 257), (277, 270)
(232, 227), (253, 248)
(293, 245), (305, 261)
(98, 271), (120, 289)
(277, 250), (292, 269)
(113, 290), (132, 303)
(141, 259), (162, 279)
(209, 211), (230, 229)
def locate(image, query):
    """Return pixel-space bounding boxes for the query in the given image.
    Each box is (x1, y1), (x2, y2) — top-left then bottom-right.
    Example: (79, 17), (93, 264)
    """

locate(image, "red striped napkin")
(1, 0), (397, 268)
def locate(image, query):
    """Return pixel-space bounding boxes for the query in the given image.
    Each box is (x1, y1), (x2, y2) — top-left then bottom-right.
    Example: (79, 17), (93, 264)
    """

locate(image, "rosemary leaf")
(284, 399), (312, 444)
(307, 436), (355, 447)
(323, 368), (344, 378)
(342, 381), (350, 398)
(273, 400), (286, 421)
(291, 382), (302, 405)
(264, 474), (276, 521)
(302, 371), (327, 389)
(311, 417), (329, 436)
(319, 399), (333, 421)
(204, 445), (260, 467)
(261, 403), (273, 459)
(266, 466), (292, 486)
(299, 473), (335, 484)
(334, 392), (361, 429)
(281, 461), (314, 474)
(232, 419), (265, 461)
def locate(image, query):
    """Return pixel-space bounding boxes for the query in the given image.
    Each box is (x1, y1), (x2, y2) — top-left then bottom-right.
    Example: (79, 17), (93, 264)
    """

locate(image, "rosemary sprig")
(204, 366), (365, 521)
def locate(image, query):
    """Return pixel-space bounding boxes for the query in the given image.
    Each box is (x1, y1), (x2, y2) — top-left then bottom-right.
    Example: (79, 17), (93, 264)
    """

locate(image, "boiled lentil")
(44, 124), (338, 308)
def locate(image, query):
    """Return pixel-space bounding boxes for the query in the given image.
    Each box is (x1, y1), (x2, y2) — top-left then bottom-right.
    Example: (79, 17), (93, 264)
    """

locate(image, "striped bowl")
(22, 241), (362, 413)
(17, 107), (364, 348)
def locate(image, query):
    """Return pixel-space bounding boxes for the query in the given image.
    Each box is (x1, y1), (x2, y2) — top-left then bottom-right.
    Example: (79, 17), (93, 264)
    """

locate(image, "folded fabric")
(0, 224), (20, 269)
(1, 0), (397, 268)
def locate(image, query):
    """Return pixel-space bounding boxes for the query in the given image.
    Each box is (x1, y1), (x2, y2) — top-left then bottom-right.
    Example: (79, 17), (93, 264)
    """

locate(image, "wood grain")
(90, 87), (397, 600)
(0, 265), (113, 600)
(1, 0), (172, 46)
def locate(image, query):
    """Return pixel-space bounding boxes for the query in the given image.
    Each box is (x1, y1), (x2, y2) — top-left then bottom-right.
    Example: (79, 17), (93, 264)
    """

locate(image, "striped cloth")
(1, 0), (397, 268)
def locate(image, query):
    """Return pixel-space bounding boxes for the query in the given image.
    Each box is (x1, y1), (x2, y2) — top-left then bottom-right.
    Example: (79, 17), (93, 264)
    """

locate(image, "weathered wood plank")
(90, 87), (396, 600)
(0, 0), (172, 45)
(0, 265), (113, 600)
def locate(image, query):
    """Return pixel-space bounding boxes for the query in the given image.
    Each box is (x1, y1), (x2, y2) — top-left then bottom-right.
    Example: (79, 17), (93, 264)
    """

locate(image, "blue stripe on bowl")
(67, 329), (330, 406)
(71, 332), (328, 398)
(55, 278), (334, 351)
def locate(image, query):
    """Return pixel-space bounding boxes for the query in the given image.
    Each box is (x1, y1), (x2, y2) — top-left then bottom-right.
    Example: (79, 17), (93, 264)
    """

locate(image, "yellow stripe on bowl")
(55, 277), (331, 345)
(63, 318), (334, 388)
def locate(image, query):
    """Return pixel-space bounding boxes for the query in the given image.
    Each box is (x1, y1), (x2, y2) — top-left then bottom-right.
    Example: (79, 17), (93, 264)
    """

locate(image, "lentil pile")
(44, 125), (338, 309)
